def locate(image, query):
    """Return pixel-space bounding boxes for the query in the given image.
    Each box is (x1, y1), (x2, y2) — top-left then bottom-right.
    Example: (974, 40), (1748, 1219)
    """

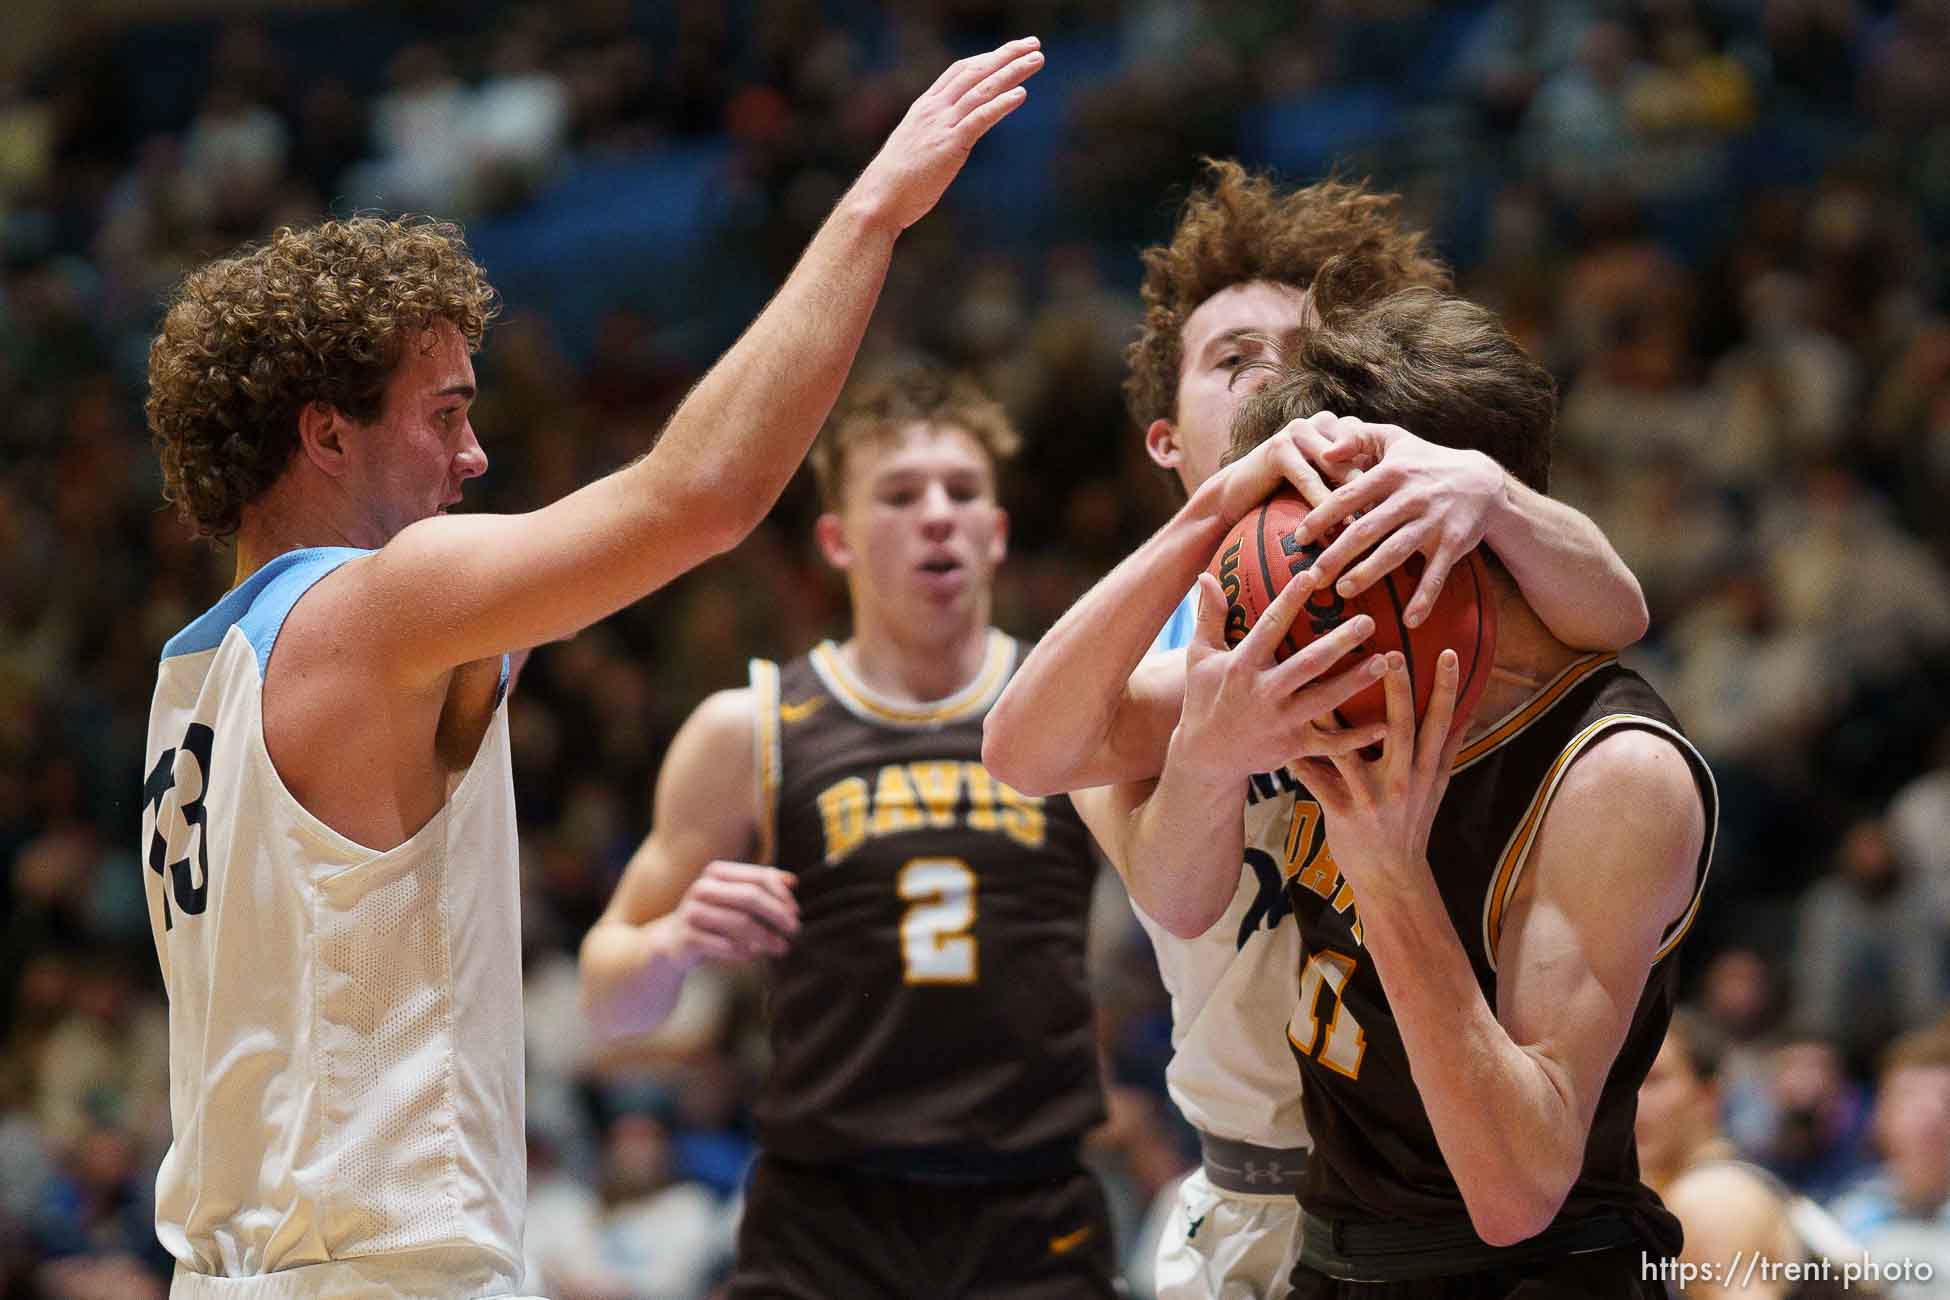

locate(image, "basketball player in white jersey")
(983, 163), (1649, 1298)
(137, 39), (1043, 1299)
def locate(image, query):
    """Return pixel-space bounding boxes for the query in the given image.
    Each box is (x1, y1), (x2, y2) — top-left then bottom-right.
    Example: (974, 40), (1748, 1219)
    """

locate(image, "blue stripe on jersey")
(1149, 586), (1199, 655)
(161, 547), (369, 670)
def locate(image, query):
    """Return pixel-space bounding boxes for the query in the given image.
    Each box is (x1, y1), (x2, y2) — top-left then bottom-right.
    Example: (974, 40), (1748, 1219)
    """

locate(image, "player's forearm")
(985, 479), (1232, 794)
(1482, 476), (1647, 653)
(369, 198), (907, 679)
(1124, 733), (1248, 939)
(1355, 870), (1586, 1245)
(622, 194), (901, 546)
(578, 918), (694, 1041)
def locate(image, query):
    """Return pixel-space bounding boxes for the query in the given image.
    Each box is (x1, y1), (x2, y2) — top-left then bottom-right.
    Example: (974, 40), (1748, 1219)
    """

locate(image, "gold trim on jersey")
(749, 658), (782, 865)
(808, 630), (1017, 728)
(1480, 713), (1718, 972)
(1453, 654), (1617, 774)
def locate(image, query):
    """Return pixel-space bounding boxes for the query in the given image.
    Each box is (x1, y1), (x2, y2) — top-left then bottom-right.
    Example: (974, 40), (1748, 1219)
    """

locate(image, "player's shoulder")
(683, 686), (759, 744)
(1565, 726), (1700, 800)
(1552, 727), (1708, 874)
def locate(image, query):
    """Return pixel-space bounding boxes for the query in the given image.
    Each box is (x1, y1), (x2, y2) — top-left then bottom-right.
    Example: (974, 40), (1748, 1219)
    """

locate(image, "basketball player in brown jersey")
(580, 368), (1115, 1298)
(1199, 274), (1717, 1298)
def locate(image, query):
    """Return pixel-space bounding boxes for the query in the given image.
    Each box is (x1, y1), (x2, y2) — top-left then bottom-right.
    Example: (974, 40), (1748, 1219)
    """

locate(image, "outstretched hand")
(851, 37), (1045, 232)
(1291, 415), (1507, 630)
(1169, 570), (1390, 785)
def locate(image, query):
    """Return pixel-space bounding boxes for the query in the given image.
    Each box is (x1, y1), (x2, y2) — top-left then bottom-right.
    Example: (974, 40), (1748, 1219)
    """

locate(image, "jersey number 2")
(143, 723), (214, 930)
(897, 858), (977, 984)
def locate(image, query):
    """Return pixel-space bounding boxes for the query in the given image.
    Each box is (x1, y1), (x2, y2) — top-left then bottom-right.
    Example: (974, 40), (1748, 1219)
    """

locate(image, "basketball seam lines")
(1254, 500), (1276, 651)
(1378, 569), (1417, 714)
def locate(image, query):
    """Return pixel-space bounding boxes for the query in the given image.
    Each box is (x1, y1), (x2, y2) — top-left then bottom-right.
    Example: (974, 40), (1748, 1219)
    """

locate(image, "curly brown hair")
(146, 215), (501, 539)
(810, 365), (1021, 511)
(1229, 279), (1556, 494)
(1124, 160), (1452, 433)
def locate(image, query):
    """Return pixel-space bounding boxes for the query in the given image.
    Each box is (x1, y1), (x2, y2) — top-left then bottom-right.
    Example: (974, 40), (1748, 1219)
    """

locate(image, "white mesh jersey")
(1135, 588), (1310, 1149)
(141, 548), (528, 1296)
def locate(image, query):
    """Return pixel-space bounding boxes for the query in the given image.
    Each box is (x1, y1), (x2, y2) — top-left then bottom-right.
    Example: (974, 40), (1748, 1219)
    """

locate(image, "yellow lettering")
(1283, 802), (1319, 870)
(1289, 804), (1340, 899)
(996, 779), (1046, 848)
(907, 762), (963, 828)
(965, 764), (1000, 832)
(1331, 880), (1358, 915)
(817, 777), (869, 864)
(871, 765), (925, 836)
(1330, 879), (1365, 947)
(1294, 857), (1338, 900)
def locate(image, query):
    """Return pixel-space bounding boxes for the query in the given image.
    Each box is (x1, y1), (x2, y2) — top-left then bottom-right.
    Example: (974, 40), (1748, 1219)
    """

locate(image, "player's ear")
(987, 506), (1009, 566)
(297, 400), (352, 478)
(814, 511), (853, 571)
(1144, 418), (1181, 472)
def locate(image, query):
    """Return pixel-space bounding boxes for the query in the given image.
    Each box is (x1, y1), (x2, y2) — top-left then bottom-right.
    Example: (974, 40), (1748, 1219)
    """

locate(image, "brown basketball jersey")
(748, 632), (1105, 1167)
(1281, 654), (1716, 1255)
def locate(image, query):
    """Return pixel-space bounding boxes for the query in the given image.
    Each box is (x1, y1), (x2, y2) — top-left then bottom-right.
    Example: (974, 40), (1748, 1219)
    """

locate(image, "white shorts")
(170, 1248), (543, 1300)
(1151, 1166), (1304, 1300)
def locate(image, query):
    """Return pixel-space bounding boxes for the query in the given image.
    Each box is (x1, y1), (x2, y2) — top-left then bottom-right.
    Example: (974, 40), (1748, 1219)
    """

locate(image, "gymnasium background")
(4, 1), (1950, 1296)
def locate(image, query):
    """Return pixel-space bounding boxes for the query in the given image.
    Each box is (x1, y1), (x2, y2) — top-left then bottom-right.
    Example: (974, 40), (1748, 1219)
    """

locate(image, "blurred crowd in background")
(5, 0), (1950, 1296)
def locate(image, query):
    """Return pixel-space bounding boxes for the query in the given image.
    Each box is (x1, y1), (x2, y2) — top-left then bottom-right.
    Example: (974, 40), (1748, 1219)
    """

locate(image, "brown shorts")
(726, 1152), (1119, 1299)
(1291, 1247), (1671, 1299)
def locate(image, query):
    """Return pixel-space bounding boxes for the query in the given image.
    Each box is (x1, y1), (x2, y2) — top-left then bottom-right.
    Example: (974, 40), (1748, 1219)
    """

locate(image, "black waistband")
(1300, 1211), (1642, 1282)
(772, 1139), (1084, 1186)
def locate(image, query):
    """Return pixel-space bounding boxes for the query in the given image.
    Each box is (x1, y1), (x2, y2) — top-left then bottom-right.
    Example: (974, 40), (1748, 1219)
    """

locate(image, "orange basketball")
(1207, 489), (1498, 733)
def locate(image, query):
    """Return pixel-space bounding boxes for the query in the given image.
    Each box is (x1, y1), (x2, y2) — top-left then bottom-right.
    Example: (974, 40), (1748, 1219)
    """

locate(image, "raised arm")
(1295, 418), (1649, 652)
(363, 40), (1045, 685)
(580, 689), (796, 1040)
(984, 419), (1347, 795)
(1303, 662), (1704, 1246)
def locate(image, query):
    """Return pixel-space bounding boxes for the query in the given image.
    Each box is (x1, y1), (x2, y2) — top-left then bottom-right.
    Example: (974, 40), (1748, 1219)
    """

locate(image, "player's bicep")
(357, 476), (738, 685)
(601, 689), (761, 927)
(1493, 731), (1705, 1123)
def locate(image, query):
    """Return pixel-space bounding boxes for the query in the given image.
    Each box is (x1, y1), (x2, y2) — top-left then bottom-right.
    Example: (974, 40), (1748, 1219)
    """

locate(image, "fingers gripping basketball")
(1209, 489), (1498, 731)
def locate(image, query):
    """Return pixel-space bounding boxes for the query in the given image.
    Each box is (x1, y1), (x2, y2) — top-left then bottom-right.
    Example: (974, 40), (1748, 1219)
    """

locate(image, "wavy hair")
(146, 216), (500, 538)
(1230, 278), (1555, 494)
(1125, 160), (1451, 433)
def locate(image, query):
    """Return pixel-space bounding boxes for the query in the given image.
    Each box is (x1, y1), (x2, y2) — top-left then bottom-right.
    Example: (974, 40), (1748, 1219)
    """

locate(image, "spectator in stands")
(1830, 1025), (1950, 1300)
(1639, 1009), (1871, 1298)
(1795, 816), (1945, 1075)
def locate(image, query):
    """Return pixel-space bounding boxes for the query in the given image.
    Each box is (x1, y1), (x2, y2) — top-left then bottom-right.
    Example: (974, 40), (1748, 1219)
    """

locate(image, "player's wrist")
(645, 912), (704, 972)
(1183, 470), (1246, 530)
(1162, 717), (1245, 790)
(1475, 456), (1523, 543)
(833, 177), (913, 242)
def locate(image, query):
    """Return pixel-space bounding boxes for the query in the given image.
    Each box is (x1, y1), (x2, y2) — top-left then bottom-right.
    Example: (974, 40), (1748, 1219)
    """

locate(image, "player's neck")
(1467, 581), (1585, 737)
(231, 474), (375, 588)
(837, 606), (994, 707)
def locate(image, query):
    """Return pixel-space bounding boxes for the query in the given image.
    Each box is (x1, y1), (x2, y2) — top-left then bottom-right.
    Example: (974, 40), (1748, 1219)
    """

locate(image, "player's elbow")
(980, 709), (1062, 797)
(1155, 906), (1222, 942)
(1616, 585), (1650, 648)
(1140, 885), (1227, 941)
(1461, 1166), (1575, 1248)
(684, 482), (768, 558)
